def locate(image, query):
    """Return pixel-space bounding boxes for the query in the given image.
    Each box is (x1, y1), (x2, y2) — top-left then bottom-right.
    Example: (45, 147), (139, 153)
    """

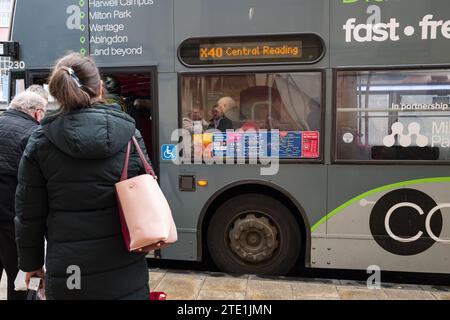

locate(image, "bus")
(5, 0), (450, 276)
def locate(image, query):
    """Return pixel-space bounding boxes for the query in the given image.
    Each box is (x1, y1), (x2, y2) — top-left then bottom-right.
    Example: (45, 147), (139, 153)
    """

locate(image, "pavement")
(2, 269), (450, 300)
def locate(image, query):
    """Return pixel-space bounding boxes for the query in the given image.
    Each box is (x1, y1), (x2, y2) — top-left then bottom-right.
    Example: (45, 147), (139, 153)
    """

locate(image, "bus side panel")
(155, 72), (199, 260)
(12, 0), (87, 69)
(311, 165), (450, 273)
(331, 0), (450, 67)
(174, 0), (330, 71)
(160, 164), (328, 262)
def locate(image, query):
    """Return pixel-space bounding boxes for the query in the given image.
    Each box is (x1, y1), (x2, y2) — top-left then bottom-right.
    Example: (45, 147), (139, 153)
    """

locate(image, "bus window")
(180, 72), (322, 160)
(335, 69), (450, 162)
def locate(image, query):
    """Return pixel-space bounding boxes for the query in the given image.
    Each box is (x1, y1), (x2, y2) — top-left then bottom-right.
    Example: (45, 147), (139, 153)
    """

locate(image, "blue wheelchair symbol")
(161, 144), (177, 161)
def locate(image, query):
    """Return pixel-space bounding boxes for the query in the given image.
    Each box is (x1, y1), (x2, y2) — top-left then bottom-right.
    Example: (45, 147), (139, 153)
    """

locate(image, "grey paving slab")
(163, 271), (209, 281)
(383, 289), (436, 300)
(432, 292), (450, 300)
(291, 282), (340, 299)
(197, 290), (246, 300)
(149, 271), (166, 291)
(202, 277), (248, 292)
(294, 296), (341, 300)
(154, 273), (205, 300)
(248, 274), (298, 283)
(336, 286), (389, 300)
(245, 280), (293, 300)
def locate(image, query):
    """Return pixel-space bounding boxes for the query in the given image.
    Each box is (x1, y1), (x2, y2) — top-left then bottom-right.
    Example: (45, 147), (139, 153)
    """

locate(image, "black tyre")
(207, 194), (302, 275)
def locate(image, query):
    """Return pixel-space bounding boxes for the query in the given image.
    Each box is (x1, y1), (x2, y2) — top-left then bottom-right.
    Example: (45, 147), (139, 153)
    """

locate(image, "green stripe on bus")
(310, 177), (450, 232)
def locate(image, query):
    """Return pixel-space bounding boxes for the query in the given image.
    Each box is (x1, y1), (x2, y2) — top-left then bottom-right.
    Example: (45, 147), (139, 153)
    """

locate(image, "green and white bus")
(6, 0), (450, 275)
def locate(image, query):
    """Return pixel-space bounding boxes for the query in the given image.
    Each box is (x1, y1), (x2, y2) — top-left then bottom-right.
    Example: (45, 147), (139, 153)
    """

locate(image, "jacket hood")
(41, 104), (135, 159)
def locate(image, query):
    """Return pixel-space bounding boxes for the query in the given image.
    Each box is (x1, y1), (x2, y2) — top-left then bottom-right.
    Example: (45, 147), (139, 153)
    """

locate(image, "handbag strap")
(120, 137), (157, 181)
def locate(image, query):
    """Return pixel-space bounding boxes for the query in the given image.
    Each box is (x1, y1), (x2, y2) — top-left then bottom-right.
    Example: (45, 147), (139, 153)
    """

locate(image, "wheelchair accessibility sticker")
(161, 144), (177, 161)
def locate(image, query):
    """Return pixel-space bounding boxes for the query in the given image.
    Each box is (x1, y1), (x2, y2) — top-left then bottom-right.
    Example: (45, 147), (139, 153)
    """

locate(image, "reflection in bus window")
(181, 72), (322, 159)
(336, 69), (450, 161)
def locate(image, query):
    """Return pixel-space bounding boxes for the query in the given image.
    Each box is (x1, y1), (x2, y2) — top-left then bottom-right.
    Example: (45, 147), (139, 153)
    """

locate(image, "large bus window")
(335, 69), (450, 162)
(181, 72), (322, 160)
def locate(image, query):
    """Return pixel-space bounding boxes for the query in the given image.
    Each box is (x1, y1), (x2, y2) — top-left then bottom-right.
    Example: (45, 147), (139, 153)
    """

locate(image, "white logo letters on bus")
(344, 10), (450, 43)
(384, 202), (424, 243)
(384, 202), (450, 244)
(425, 204), (450, 243)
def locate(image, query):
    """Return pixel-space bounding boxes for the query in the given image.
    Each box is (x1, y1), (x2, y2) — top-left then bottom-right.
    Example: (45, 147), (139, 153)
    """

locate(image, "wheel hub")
(229, 214), (279, 263)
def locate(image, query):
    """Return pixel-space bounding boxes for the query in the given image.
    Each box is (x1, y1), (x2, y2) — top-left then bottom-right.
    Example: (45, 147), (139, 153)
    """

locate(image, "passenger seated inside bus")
(208, 104), (234, 132)
(218, 96), (245, 129)
(182, 106), (209, 134)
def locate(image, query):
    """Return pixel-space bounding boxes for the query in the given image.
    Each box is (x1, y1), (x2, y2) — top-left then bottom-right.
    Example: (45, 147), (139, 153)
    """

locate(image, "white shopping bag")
(27, 277), (46, 300)
(15, 241), (47, 292)
(14, 270), (27, 291)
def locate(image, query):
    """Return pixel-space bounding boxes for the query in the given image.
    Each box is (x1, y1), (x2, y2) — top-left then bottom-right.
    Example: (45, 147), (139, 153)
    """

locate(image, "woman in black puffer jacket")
(15, 53), (150, 300)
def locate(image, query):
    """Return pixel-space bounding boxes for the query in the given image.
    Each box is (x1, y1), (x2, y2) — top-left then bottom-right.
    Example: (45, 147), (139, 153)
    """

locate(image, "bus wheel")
(207, 194), (302, 276)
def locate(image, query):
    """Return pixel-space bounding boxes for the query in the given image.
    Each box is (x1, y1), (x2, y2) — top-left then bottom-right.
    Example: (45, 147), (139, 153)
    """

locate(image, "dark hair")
(104, 75), (121, 95)
(48, 53), (102, 113)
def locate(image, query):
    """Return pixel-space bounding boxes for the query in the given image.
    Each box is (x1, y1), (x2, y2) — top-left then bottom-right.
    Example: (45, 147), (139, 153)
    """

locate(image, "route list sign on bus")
(89, 0), (155, 58)
(86, 0), (173, 68)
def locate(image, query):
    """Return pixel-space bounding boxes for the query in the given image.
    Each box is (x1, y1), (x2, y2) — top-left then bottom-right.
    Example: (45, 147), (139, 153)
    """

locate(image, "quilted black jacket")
(0, 109), (38, 225)
(15, 104), (150, 300)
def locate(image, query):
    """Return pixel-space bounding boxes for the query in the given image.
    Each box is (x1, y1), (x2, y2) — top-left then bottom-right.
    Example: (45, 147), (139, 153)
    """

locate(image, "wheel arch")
(197, 180), (312, 269)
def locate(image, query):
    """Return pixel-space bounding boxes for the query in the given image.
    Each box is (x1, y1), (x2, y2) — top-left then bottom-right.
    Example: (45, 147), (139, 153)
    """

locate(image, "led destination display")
(179, 34), (324, 66)
(199, 41), (302, 61)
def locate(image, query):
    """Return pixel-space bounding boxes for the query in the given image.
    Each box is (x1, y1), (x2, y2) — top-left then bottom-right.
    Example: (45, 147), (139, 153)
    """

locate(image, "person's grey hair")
(9, 91), (47, 114)
(218, 96), (237, 108)
(26, 85), (49, 101)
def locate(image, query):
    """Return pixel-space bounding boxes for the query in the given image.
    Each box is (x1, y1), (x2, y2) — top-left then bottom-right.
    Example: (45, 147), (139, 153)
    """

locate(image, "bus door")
(16, 67), (159, 171)
(100, 67), (159, 173)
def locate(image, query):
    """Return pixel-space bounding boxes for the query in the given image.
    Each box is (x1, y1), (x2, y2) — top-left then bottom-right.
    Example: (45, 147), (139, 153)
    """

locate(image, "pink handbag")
(115, 137), (177, 252)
